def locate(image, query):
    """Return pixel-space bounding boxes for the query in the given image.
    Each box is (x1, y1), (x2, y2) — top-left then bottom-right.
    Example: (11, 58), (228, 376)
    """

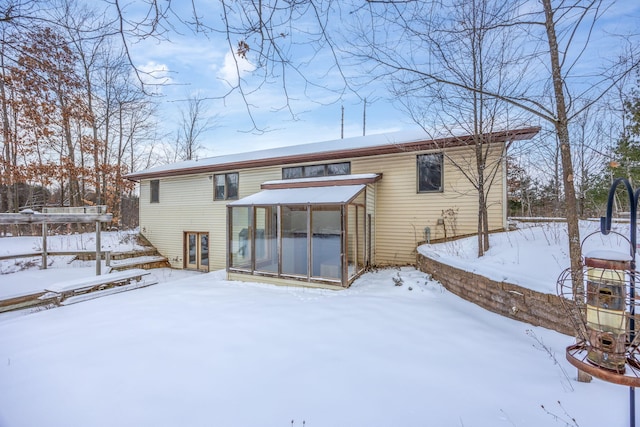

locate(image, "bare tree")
(339, 0), (639, 298)
(386, 0), (531, 256)
(57, 0), (109, 206)
(107, 0), (356, 132)
(571, 100), (619, 217)
(3, 1), (638, 245)
(175, 94), (219, 161)
(0, 26), (18, 214)
(1, 0), (156, 225)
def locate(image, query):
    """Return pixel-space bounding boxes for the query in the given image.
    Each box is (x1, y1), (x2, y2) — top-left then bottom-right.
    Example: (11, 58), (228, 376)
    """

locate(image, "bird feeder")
(584, 251), (630, 373)
(558, 177), (640, 427)
(558, 244), (640, 385)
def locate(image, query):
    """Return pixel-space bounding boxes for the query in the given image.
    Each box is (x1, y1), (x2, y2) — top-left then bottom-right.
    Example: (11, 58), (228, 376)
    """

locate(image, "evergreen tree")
(611, 81), (640, 183)
(589, 78), (640, 213)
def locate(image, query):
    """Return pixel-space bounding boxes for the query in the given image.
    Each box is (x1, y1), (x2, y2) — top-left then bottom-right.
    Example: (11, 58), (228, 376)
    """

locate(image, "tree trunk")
(62, 114), (79, 207)
(542, 0), (589, 382)
(0, 50), (16, 218)
(477, 159), (488, 256)
(0, 57), (11, 214)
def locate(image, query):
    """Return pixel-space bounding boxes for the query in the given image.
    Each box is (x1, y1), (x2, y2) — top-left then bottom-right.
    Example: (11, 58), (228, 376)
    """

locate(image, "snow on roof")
(127, 126), (540, 180)
(228, 185), (366, 206)
(261, 173), (380, 186)
(132, 130), (432, 177)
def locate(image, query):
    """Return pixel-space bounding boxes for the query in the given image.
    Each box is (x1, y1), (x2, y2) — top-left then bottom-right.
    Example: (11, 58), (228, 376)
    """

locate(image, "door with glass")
(185, 232), (209, 271)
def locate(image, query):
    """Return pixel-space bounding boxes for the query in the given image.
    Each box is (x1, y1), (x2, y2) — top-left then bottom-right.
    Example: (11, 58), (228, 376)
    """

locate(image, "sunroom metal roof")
(228, 185), (366, 206)
(260, 173), (381, 189)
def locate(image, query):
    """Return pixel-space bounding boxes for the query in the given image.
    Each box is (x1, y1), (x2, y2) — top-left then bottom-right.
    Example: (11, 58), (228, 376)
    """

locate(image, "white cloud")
(137, 61), (173, 87)
(217, 51), (255, 86)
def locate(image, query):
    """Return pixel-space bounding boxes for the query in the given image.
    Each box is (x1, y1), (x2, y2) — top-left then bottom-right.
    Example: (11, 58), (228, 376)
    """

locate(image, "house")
(126, 126), (540, 289)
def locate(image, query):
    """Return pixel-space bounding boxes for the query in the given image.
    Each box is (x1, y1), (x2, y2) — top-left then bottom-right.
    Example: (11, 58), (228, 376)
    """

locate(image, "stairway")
(108, 250), (170, 271)
(72, 245), (170, 272)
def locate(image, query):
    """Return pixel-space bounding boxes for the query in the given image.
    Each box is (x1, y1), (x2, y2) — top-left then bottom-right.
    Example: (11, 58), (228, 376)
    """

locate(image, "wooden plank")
(60, 279), (158, 306)
(45, 269), (150, 293)
(109, 256), (167, 268)
(0, 291), (48, 308)
(0, 276), (159, 314)
(0, 291), (57, 314)
(0, 213), (112, 224)
(0, 250), (113, 261)
(0, 252), (41, 261)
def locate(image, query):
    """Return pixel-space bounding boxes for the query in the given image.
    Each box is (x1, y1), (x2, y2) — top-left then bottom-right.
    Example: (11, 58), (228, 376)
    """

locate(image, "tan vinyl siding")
(350, 144), (505, 265)
(139, 165), (282, 270)
(366, 184), (376, 265)
(139, 143), (505, 270)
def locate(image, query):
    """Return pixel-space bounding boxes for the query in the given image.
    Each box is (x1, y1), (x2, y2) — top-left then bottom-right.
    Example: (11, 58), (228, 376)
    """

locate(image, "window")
(417, 153), (443, 192)
(304, 165), (325, 177)
(150, 180), (160, 203)
(228, 184), (368, 287)
(230, 207), (251, 270)
(281, 206), (308, 275)
(283, 166), (303, 179)
(214, 173), (239, 200)
(327, 162), (350, 175)
(282, 162), (351, 179)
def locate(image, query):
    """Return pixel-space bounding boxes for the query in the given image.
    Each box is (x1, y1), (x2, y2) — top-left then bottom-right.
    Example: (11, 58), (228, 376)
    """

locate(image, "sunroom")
(226, 174), (379, 289)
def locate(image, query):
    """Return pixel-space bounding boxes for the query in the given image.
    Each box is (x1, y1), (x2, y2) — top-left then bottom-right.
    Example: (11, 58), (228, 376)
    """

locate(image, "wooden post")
(578, 369), (593, 383)
(96, 221), (101, 276)
(41, 223), (48, 270)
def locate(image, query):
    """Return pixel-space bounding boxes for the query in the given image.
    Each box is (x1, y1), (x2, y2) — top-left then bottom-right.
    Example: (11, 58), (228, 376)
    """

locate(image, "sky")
(119, 0), (640, 160)
(0, 221), (637, 426)
(122, 1), (421, 159)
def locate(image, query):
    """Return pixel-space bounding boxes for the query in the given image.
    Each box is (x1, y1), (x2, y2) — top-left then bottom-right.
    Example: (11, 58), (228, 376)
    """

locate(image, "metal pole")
(41, 223), (47, 269)
(633, 388), (636, 427)
(96, 221), (101, 276)
(601, 178), (637, 427)
(630, 187), (639, 427)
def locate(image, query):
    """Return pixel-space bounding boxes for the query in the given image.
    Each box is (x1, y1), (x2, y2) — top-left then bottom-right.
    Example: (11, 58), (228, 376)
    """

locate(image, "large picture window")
(282, 162), (350, 179)
(214, 173), (239, 200)
(417, 153), (443, 193)
(150, 179), (160, 203)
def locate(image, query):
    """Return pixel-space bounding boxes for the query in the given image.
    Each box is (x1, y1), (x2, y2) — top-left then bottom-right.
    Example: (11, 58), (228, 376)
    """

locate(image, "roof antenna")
(362, 98), (367, 136)
(341, 105), (344, 139)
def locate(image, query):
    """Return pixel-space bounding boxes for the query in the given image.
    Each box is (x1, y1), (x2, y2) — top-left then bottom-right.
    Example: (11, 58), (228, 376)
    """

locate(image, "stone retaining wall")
(416, 252), (574, 336)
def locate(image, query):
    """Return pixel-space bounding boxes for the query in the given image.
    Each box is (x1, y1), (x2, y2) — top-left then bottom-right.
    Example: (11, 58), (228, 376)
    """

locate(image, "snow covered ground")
(0, 223), (636, 426)
(419, 219), (634, 294)
(0, 231), (199, 298)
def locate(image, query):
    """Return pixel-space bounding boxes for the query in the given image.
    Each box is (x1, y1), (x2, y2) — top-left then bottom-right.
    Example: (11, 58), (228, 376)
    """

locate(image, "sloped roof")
(126, 126), (540, 181)
(261, 173), (382, 189)
(228, 185), (366, 206)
